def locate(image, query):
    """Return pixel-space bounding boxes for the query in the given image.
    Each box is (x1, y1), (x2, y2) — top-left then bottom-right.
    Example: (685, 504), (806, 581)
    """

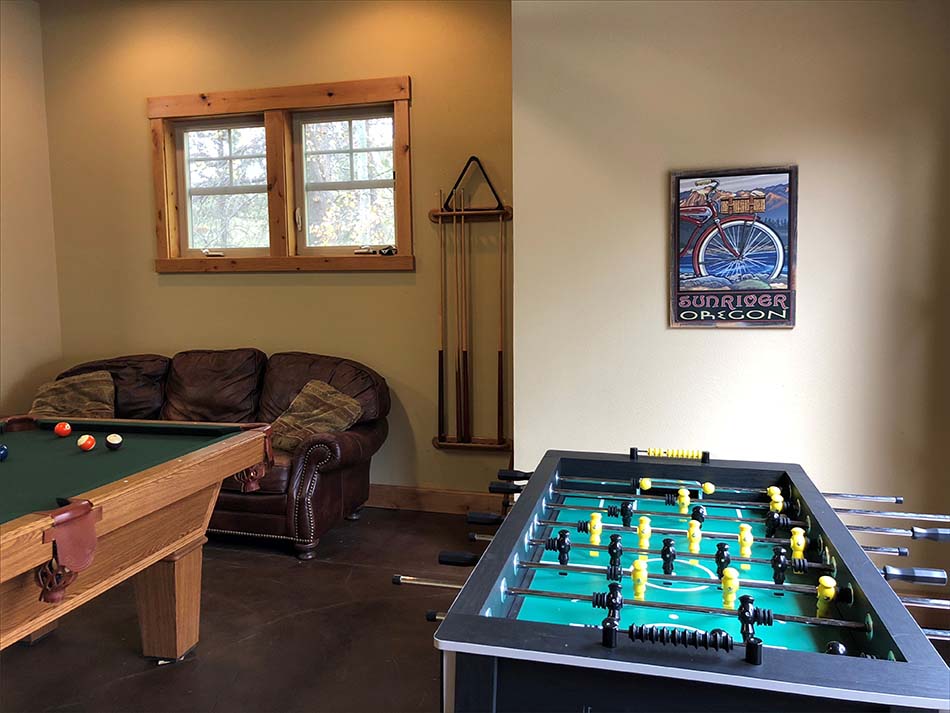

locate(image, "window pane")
(306, 153), (350, 183)
(187, 129), (228, 158)
(306, 188), (394, 246)
(190, 159), (230, 188)
(232, 157), (267, 186)
(189, 193), (269, 249)
(304, 121), (349, 152)
(230, 126), (266, 156)
(352, 117), (393, 149)
(353, 151), (393, 181)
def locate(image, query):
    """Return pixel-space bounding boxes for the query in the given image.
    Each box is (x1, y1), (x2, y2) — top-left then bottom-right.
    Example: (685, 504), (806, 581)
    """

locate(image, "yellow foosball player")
(770, 493), (785, 513)
(687, 520), (702, 563)
(790, 526), (807, 560)
(738, 523), (754, 570)
(589, 512), (602, 556)
(637, 515), (651, 559)
(632, 559), (648, 601)
(721, 567), (740, 609)
(817, 575), (837, 617)
(677, 488), (690, 514)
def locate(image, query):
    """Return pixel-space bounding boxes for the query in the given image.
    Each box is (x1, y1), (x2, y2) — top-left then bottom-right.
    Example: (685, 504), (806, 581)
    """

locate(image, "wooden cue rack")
(431, 156), (513, 452)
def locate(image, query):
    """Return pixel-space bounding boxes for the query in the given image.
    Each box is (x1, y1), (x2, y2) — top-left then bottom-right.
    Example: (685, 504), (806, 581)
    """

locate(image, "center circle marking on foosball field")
(644, 557), (716, 592)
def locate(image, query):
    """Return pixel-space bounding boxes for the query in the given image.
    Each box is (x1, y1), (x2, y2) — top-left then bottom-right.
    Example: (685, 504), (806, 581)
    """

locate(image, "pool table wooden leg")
(133, 536), (206, 660)
(20, 621), (58, 645)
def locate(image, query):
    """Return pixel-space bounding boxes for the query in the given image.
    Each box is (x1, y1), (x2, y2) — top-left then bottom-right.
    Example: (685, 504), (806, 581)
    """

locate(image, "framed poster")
(670, 166), (798, 328)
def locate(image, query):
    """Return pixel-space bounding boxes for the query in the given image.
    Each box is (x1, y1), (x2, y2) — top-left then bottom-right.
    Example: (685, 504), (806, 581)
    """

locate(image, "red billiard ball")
(77, 434), (96, 451)
(105, 433), (123, 451)
(54, 422), (72, 437)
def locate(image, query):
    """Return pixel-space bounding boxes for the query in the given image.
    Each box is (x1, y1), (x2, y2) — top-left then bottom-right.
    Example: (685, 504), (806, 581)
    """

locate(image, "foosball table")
(398, 449), (950, 712)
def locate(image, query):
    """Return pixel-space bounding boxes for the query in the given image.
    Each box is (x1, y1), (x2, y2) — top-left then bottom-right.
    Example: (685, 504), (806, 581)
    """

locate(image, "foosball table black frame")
(434, 450), (949, 712)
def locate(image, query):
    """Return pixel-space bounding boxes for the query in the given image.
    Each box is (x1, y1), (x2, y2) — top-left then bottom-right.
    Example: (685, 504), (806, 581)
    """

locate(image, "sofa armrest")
(291, 419), (388, 474)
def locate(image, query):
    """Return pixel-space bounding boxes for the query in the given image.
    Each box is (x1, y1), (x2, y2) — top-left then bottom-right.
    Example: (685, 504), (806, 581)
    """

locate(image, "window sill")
(155, 254), (415, 273)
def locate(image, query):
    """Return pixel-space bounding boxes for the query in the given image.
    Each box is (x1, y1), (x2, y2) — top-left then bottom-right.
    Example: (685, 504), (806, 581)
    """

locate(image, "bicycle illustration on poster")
(670, 165), (798, 328)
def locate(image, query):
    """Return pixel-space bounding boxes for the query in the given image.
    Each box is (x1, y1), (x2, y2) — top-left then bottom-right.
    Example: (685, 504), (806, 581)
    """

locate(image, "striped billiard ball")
(77, 434), (96, 451)
(54, 422), (72, 437)
(105, 433), (123, 451)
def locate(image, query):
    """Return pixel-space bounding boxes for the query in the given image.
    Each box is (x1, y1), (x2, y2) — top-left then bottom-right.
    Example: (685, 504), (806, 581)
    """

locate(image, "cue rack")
(430, 156), (512, 452)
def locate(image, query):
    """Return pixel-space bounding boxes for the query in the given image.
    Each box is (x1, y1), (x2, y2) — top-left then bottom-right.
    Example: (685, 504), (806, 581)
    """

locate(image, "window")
(176, 120), (269, 255)
(149, 77), (413, 272)
(294, 109), (395, 253)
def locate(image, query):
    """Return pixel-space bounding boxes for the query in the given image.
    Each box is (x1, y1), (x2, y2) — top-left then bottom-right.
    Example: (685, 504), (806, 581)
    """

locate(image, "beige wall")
(513, 1), (949, 566)
(0, 0), (63, 414)
(37, 0), (512, 489)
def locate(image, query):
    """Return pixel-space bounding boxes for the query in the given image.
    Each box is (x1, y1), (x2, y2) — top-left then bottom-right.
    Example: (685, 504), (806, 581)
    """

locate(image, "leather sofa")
(57, 348), (390, 559)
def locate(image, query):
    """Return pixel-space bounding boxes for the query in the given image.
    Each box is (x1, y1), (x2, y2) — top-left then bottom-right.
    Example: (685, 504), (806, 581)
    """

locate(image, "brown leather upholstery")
(58, 355), (170, 419)
(57, 349), (389, 559)
(258, 352), (390, 424)
(162, 348), (266, 422)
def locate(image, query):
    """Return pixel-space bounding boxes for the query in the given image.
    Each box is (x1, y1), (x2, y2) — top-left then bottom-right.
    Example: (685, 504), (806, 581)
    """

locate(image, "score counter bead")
(77, 434), (96, 451)
(105, 433), (123, 451)
(53, 422), (72, 437)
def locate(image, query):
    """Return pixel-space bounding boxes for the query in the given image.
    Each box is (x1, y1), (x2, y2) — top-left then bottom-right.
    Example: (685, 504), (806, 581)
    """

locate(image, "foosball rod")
(899, 595), (950, 610)
(391, 575), (463, 590)
(558, 474), (905, 506)
(507, 586), (868, 631)
(545, 501), (806, 528)
(555, 485), (773, 511)
(526, 536), (831, 572)
(520, 560), (820, 596)
(923, 628), (950, 641)
(537, 517), (792, 546)
(848, 525), (950, 541)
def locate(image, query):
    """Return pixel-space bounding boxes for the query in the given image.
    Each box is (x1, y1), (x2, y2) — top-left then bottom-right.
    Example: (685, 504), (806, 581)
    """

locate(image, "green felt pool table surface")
(0, 419), (244, 525)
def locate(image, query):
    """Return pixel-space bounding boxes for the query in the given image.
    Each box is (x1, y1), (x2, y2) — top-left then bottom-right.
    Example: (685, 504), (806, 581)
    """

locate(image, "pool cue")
(496, 213), (505, 445)
(453, 192), (462, 440)
(461, 188), (472, 442)
(437, 190), (446, 442)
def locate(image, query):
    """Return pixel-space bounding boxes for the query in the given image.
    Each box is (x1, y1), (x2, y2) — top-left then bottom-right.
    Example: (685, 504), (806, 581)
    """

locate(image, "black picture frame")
(670, 166), (798, 328)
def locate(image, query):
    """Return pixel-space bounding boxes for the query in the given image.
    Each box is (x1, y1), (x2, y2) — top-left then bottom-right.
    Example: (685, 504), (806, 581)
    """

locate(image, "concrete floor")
(0, 508), (475, 713)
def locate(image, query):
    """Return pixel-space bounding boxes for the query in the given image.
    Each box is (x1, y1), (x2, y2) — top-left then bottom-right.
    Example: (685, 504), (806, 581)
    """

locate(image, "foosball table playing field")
(394, 449), (950, 712)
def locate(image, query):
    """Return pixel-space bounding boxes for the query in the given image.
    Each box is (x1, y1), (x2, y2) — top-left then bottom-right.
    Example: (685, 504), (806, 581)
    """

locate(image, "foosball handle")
(489, 481), (523, 495)
(467, 511), (505, 526)
(497, 469), (532, 483)
(912, 527), (950, 542)
(439, 551), (480, 567)
(880, 565), (948, 586)
(425, 610), (446, 622)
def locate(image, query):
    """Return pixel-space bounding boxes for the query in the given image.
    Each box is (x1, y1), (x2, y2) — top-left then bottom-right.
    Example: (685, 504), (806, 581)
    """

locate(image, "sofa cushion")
(162, 348), (266, 423)
(58, 354), (169, 419)
(222, 449), (293, 494)
(258, 352), (390, 424)
(31, 371), (115, 419)
(270, 380), (362, 452)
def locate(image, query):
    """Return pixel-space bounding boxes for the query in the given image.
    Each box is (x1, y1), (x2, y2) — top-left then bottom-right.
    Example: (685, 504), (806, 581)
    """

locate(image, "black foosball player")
(595, 582), (624, 648)
(547, 529), (571, 574)
(607, 534), (624, 582)
(771, 546), (789, 585)
(715, 542), (731, 578)
(691, 505), (707, 526)
(620, 500), (635, 528)
(661, 538), (676, 575)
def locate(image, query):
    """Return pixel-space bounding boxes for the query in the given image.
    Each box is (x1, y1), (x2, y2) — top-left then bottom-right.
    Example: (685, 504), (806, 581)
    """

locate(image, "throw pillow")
(271, 379), (362, 452)
(31, 370), (115, 419)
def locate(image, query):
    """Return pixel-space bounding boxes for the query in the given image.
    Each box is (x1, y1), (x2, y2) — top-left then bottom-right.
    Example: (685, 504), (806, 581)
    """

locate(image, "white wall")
(0, 0), (62, 413)
(512, 1), (949, 562)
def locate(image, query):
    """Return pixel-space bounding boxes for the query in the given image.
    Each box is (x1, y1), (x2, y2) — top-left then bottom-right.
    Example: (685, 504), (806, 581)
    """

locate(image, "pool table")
(0, 416), (270, 659)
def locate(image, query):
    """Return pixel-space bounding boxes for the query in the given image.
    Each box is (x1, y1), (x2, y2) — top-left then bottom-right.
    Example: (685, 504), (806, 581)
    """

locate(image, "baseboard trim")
(367, 484), (502, 515)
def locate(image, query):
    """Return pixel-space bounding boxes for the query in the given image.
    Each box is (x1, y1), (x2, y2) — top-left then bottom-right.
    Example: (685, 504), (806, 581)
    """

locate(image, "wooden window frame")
(149, 76), (413, 273)
(292, 106), (396, 257)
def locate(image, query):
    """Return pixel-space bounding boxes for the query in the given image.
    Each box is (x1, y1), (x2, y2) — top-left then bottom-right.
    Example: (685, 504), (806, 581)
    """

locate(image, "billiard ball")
(0, 444), (8, 462)
(105, 433), (123, 451)
(53, 422), (72, 437)
(77, 434), (96, 451)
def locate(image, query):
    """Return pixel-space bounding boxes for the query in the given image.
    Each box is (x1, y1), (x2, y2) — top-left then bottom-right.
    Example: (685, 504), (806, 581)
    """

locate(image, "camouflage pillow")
(270, 379), (362, 452)
(31, 370), (115, 419)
